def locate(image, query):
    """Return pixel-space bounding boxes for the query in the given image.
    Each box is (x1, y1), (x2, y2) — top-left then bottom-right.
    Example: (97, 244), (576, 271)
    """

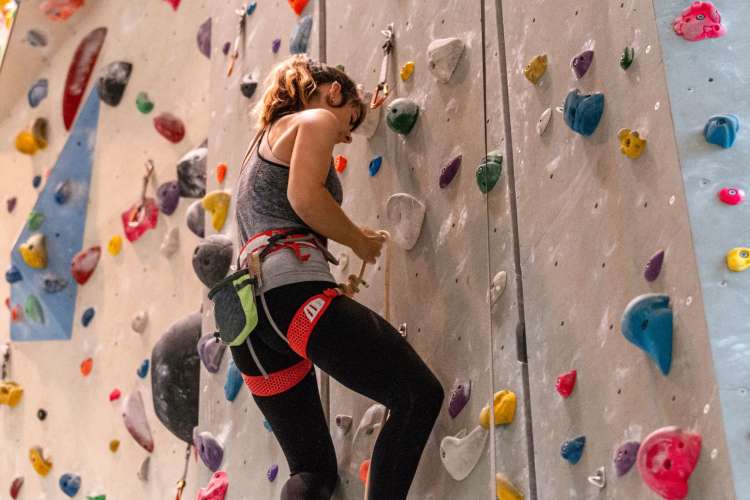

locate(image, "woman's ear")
(328, 81), (344, 105)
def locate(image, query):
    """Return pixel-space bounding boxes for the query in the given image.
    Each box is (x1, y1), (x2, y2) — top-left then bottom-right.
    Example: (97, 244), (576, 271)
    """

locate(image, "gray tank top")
(235, 129), (343, 293)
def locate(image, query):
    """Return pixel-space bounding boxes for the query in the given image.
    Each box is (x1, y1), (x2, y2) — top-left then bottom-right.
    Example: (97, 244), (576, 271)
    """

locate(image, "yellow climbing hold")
(618, 128), (647, 159)
(480, 390), (517, 429)
(107, 235), (123, 256)
(15, 130), (38, 155)
(0, 381), (24, 407)
(109, 439), (120, 453)
(726, 247), (750, 272)
(400, 61), (415, 81)
(29, 446), (52, 476)
(19, 233), (48, 269)
(523, 54), (548, 85)
(202, 191), (231, 232)
(497, 473), (524, 500)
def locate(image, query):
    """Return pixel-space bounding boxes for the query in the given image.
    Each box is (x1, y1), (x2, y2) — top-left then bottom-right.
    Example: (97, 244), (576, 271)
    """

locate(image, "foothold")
(80, 357), (93, 376)
(5, 265), (22, 284)
(645, 250), (665, 282)
(479, 390), (516, 429)
(216, 163), (228, 183)
(107, 236), (122, 256)
(246, 1), (257, 15)
(137, 457), (150, 482)
(131, 310), (148, 333)
(352, 404), (386, 454)
(28, 79), (48, 107)
(614, 441), (640, 476)
(177, 146), (208, 197)
(726, 247), (750, 272)
(32, 175), (42, 188)
(673, 1), (726, 42)
(27, 211), (45, 231)
(386, 98), (419, 135)
(489, 271), (508, 305)
(37, 408), (47, 420)
(637, 426), (701, 499)
(621, 294), (673, 375)
(448, 379), (471, 418)
(400, 61), (415, 81)
(164, 0), (180, 10)
(137, 359), (150, 378)
(288, 0), (309, 16)
(335, 414), (353, 434)
(197, 471), (229, 500)
(109, 439), (120, 452)
(571, 50), (595, 79)
(359, 460), (370, 484)
(121, 198), (159, 242)
(564, 90), (605, 137)
(32, 118), (49, 150)
(122, 389), (155, 452)
(354, 89), (381, 137)
(10, 477), (24, 499)
(221, 42), (230, 55)
(197, 334), (226, 373)
(368, 155), (383, 177)
(109, 388), (121, 401)
(240, 73), (258, 99)
(537, 108), (552, 136)
(704, 115), (740, 149)
(439, 155), (462, 188)
(524, 54), (548, 85)
(225, 361), (243, 402)
(71, 246), (101, 285)
(59, 473), (81, 497)
(26, 29), (48, 47)
(496, 473), (524, 500)
(334, 155), (348, 173)
(440, 426), (489, 481)
(24, 295), (45, 324)
(197, 18), (211, 58)
(15, 131), (39, 155)
(54, 180), (72, 205)
(289, 15), (313, 54)
(29, 446), (52, 476)
(386, 193), (426, 250)
(618, 129), (647, 159)
(160, 227), (180, 257)
(97, 61), (133, 107)
(620, 47), (635, 70)
(718, 187), (745, 205)
(63, 27), (107, 130)
(476, 150), (503, 194)
(154, 113), (186, 143)
(555, 369), (577, 398)
(202, 191), (231, 232)
(7, 197), (17, 213)
(0, 381), (24, 407)
(267, 463), (279, 482)
(272, 38), (282, 53)
(194, 430), (224, 472)
(136, 92), (154, 114)
(81, 307), (95, 327)
(192, 234), (234, 288)
(427, 37), (465, 83)
(156, 181), (180, 215)
(186, 200), (206, 238)
(587, 467), (606, 489)
(41, 0), (85, 21)
(11, 305), (22, 322)
(561, 436), (586, 465)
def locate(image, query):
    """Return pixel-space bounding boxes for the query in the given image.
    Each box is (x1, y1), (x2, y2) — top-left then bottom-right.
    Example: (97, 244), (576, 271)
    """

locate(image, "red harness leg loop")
(287, 288), (341, 359)
(241, 359), (313, 397)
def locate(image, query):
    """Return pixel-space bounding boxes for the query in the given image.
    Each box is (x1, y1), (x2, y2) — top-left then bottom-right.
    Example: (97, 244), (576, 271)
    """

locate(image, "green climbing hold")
(476, 150), (503, 194)
(136, 92), (154, 114)
(335, 64), (345, 72)
(87, 496), (106, 500)
(24, 295), (44, 324)
(27, 211), (45, 230)
(620, 47), (635, 70)
(386, 98), (419, 135)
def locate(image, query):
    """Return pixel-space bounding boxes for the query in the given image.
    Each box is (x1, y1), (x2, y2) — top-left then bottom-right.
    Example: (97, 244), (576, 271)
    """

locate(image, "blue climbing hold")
(561, 436), (586, 464)
(137, 359), (150, 379)
(246, 1), (257, 15)
(59, 473), (81, 497)
(224, 360), (243, 402)
(28, 79), (48, 108)
(5, 265), (22, 284)
(32, 175), (42, 188)
(704, 114), (740, 149)
(54, 180), (72, 205)
(369, 156), (383, 177)
(289, 15), (312, 54)
(563, 90), (605, 137)
(621, 294), (673, 375)
(81, 307), (95, 327)
(42, 272), (68, 293)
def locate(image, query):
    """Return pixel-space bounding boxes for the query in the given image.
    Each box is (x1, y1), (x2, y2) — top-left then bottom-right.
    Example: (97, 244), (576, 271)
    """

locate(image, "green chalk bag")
(208, 268), (258, 346)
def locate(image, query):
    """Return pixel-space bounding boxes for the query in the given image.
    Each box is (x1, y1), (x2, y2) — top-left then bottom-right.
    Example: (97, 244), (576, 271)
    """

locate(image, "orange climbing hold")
(40, 0), (84, 21)
(288, 0), (309, 16)
(216, 163), (228, 183)
(80, 357), (93, 376)
(334, 155), (348, 173)
(0, 381), (24, 407)
(359, 459), (370, 485)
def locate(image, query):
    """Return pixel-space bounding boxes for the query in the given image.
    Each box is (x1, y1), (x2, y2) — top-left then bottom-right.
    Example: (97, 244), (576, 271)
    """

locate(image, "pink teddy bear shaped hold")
(673, 1), (726, 42)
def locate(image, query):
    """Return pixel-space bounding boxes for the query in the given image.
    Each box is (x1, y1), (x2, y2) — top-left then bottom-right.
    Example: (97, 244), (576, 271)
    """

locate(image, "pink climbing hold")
(122, 390), (155, 453)
(718, 187), (744, 206)
(555, 370), (577, 398)
(121, 198), (159, 242)
(673, 2), (726, 42)
(637, 426), (702, 500)
(71, 246), (101, 285)
(197, 471), (229, 500)
(154, 113), (186, 143)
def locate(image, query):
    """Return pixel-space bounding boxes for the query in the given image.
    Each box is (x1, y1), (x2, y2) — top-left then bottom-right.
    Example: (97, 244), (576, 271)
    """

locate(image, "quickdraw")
(226, 3), (248, 77)
(370, 23), (395, 110)
(125, 159), (154, 228)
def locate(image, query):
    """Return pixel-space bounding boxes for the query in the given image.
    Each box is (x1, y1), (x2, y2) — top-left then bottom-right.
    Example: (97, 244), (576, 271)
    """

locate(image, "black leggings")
(230, 281), (444, 500)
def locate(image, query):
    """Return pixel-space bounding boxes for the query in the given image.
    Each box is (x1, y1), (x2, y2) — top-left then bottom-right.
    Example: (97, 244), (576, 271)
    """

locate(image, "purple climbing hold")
(272, 38), (281, 53)
(81, 307), (95, 327)
(222, 42), (231, 55)
(32, 175), (42, 188)
(571, 50), (594, 79)
(28, 79), (48, 108)
(195, 431), (224, 472)
(7, 197), (17, 213)
(645, 250), (665, 282)
(614, 441), (640, 476)
(439, 155), (462, 189)
(448, 379), (471, 418)
(156, 181), (180, 215)
(267, 464), (279, 482)
(197, 334), (226, 373)
(197, 18), (211, 58)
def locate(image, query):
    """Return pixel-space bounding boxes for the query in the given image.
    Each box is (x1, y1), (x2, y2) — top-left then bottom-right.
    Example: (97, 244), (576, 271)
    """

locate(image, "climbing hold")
(620, 47), (635, 70)
(32, 118), (49, 150)
(87, 494), (106, 500)
(439, 155), (462, 188)
(107, 236), (122, 256)
(192, 234), (233, 288)
(154, 113), (186, 143)
(335, 414), (353, 434)
(63, 27), (107, 130)
(80, 357), (93, 376)
(25, 29), (46, 47)
(400, 61), (415, 81)
(186, 200), (206, 238)
(202, 191), (231, 232)
(37, 408), (47, 420)
(448, 379), (471, 418)
(288, 0), (309, 16)
(131, 310), (148, 333)
(240, 73), (258, 99)
(719, 187), (745, 205)
(386, 98), (419, 135)
(537, 108), (552, 136)
(197, 18), (211, 58)
(137, 359), (150, 378)
(440, 426), (489, 481)
(28, 79), (48, 107)
(11, 305), (22, 322)
(334, 155), (348, 173)
(479, 390), (516, 429)
(289, 15), (313, 54)
(0, 381), (24, 407)
(177, 145), (208, 197)
(427, 37), (465, 83)
(97, 61), (133, 107)
(359, 460), (370, 484)
(109, 388), (121, 401)
(386, 193), (426, 250)
(225, 360), (243, 402)
(523, 54), (548, 85)
(272, 38), (282, 53)
(621, 294), (673, 375)
(216, 163), (228, 183)
(164, 0), (180, 10)
(496, 473), (523, 500)
(246, 1), (257, 15)
(267, 464), (279, 482)
(571, 50), (594, 79)
(10, 477), (23, 499)
(197, 334), (226, 373)
(368, 155), (383, 177)
(352, 404), (386, 454)
(160, 227), (179, 257)
(156, 181), (180, 215)
(7, 197), (17, 213)
(109, 439), (120, 452)
(197, 471), (228, 500)
(555, 369), (577, 398)
(587, 467), (606, 489)
(354, 89), (381, 138)
(561, 436), (586, 465)
(135, 92), (154, 114)
(137, 457), (150, 482)
(71, 246), (101, 285)
(637, 426), (701, 500)
(195, 431), (224, 472)
(673, 1), (725, 42)
(614, 441), (640, 476)
(59, 473), (81, 497)
(564, 90), (605, 136)
(15, 131), (38, 155)
(726, 247), (750, 272)
(27, 211), (45, 231)
(5, 265), (22, 284)
(704, 115), (739, 149)
(41, 0), (85, 21)
(476, 150), (503, 194)
(81, 307), (95, 327)
(489, 271), (508, 305)
(29, 446), (52, 476)
(121, 198), (159, 242)
(54, 180), (72, 205)
(645, 250), (665, 282)
(24, 295), (44, 324)
(618, 129), (647, 159)
(122, 389), (155, 452)
(32, 175), (42, 188)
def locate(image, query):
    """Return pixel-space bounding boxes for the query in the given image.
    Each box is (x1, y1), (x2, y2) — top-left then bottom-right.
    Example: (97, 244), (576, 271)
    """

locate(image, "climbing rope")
(174, 442), (192, 500)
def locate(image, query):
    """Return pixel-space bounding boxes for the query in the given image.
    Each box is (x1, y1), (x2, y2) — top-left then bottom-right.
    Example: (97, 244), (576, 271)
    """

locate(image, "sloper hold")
(555, 369), (577, 398)
(198, 334), (226, 373)
(352, 404), (386, 455)
(177, 146), (208, 197)
(186, 200), (206, 238)
(561, 436), (586, 464)
(131, 310), (148, 333)
(618, 128), (647, 159)
(718, 187), (744, 205)
(440, 426), (488, 480)
(448, 379), (471, 418)
(496, 473), (523, 500)
(614, 441), (640, 476)
(288, 0), (308, 15)
(197, 471), (228, 500)
(240, 73), (258, 99)
(385, 193), (426, 250)
(192, 234), (233, 288)
(440, 155), (462, 188)
(673, 2), (726, 42)
(637, 426), (701, 500)
(59, 473), (81, 497)
(154, 113), (186, 143)
(386, 98), (419, 135)
(28, 79), (48, 107)
(19, 234), (47, 269)
(289, 15), (313, 54)
(71, 246), (101, 284)
(354, 90), (381, 138)
(29, 446), (52, 476)
(160, 227), (179, 257)
(16, 131), (39, 155)
(156, 181), (180, 215)
(97, 61), (133, 107)
(225, 360), (243, 401)
(202, 191), (231, 232)
(122, 390), (155, 452)
(726, 247), (750, 272)
(63, 27), (107, 130)
(427, 37), (465, 83)
(476, 150), (503, 193)
(10, 477), (24, 499)
(564, 90), (605, 136)
(621, 294), (673, 375)
(197, 18), (211, 58)
(480, 390), (516, 429)
(121, 198), (159, 242)
(704, 115), (739, 149)
(645, 250), (665, 282)
(571, 50), (594, 79)
(523, 54), (547, 85)
(0, 381), (24, 407)
(195, 430), (224, 471)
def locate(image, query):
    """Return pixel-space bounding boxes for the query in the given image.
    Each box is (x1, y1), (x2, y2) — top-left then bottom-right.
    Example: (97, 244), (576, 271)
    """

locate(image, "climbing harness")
(226, 3), (248, 77)
(370, 23), (394, 109)
(125, 159), (154, 228)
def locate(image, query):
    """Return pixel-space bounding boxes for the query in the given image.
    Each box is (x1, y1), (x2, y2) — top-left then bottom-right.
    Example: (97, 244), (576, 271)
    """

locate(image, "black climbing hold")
(177, 145), (208, 198)
(37, 408), (47, 420)
(98, 61), (133, 107)
(240, 73), (258, 99)
(32, 175), (42, 188)
(192, 235), (234, 288)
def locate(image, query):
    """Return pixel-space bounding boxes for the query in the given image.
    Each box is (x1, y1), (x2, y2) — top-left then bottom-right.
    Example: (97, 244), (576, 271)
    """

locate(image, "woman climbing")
(229, 55), (444, 499)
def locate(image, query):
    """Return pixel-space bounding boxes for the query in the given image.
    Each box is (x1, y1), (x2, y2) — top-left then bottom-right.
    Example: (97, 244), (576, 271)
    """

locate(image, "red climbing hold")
(41, 0), (85, 21)
(10, 477), (23, 499)
(288, 0), (309, 16)
(71, 246), (101, 285)
(121, 198), (159, 242)
(555, 370), (577, 398)
(153, 113), (186, 143)
(334, 155), (348, 173)
(63, 27), (107, 130)
(164, 0), (180, 10)
(216, 163), (227, 183)
(109, 388), (121, 401)
(637, 426), (702, 500)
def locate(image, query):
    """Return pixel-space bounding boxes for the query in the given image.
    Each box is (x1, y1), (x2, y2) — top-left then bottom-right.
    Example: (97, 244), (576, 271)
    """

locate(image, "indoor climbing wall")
(0, 0), (210, 498)
(498, 0), (736, 498)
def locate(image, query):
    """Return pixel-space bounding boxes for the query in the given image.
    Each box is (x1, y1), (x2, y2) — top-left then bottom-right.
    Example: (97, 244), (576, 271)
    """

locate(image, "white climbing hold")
(427, 37), (465, 83)
(335, 414), (353, 434)
(353, 88), (381, 138)
(352, 404), (386, 455)
(137, 456), (150, 481)
(385, 193), (426, 250)
(440, 425), (488, 481)
(488, 271), (508, 305)
(537, 108), (552, 135)
(122, 390), (154, 452)
(131, 310), (148, 334)
(587, 467), (606, 489)
(160, 227), (179, 257)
